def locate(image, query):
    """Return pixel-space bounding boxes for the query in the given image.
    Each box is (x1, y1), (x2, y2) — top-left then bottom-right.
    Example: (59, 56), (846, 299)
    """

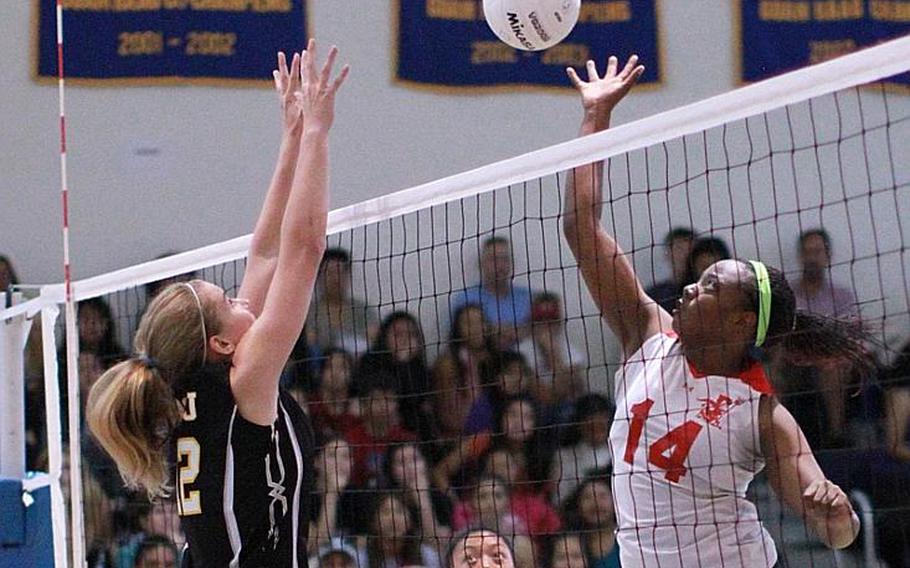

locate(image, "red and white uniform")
(610, 333), (778, 567)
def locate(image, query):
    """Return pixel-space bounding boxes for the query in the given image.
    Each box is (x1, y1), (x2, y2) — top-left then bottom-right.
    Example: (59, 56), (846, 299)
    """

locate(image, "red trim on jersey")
(662, 331), (775, 395)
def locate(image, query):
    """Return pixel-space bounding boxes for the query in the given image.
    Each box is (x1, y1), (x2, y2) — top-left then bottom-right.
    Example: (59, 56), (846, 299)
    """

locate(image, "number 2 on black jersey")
(177, 437), (202, 516)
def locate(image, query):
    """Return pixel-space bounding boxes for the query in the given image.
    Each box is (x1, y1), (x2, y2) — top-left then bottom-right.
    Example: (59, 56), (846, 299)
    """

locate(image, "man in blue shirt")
(454, 236), (532, 349)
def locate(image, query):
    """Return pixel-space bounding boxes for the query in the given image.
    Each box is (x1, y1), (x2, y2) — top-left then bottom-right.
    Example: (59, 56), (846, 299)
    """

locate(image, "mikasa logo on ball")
(484, 0), (581, 51)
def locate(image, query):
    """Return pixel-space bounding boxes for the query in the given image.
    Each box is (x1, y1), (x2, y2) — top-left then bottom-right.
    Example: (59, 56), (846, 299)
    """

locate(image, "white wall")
(2, 2), (907, 374)
(0, 1), (737, 285)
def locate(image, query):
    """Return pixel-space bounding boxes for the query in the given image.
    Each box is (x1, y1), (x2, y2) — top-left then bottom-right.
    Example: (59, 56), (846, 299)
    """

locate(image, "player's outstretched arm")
(561, 55), (671, 358)
(760, 396), (860, 549)
(239, 51), (306, 315)
(232, 40), (350, 426)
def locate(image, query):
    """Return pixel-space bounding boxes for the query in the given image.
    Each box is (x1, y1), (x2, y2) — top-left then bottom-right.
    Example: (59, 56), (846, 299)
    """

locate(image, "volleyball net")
(2, 34), (908, 568)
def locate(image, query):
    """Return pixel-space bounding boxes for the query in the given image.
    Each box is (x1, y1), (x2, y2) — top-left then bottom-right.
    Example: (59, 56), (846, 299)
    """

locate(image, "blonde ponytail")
(85, 280), (216, 499)
(86, 359), (180, 498)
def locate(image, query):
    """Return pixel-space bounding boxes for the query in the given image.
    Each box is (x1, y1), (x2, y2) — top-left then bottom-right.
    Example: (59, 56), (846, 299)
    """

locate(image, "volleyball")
(482, 0), (581, 51)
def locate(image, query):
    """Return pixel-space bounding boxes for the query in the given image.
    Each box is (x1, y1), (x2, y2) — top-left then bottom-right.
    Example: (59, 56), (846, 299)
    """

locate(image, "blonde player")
(87, 41), (348, 567)
(562, 55), (863, 567)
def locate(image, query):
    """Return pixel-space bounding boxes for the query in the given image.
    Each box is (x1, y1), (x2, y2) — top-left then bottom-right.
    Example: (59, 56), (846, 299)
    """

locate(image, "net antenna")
(55, 1), (86, 566)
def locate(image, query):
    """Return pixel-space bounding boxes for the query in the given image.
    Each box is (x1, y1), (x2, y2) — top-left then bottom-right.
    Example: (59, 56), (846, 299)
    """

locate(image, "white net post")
(41, 301), (69, 568)
(0, 292), (30, 479)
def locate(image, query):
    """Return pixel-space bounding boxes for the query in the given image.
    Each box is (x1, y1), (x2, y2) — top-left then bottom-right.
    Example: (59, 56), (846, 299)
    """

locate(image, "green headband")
(748, 260), (772, 347)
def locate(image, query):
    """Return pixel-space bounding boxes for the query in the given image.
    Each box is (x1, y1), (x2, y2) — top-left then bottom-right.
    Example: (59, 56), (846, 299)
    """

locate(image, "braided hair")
(746, 264), (875, 376)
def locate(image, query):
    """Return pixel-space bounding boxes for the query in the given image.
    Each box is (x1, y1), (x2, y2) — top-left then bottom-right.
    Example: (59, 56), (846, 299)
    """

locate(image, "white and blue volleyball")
(482, 0), (581, 51)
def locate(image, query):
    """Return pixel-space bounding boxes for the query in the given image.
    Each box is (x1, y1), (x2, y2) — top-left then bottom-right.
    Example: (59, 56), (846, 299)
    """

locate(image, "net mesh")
(10, 51), (910, 568)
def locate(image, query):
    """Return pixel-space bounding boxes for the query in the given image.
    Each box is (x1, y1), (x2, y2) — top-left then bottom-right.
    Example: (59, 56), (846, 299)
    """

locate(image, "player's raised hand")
(273, 51), (302, 132)
(567, 54), (644, 119)
(295, 39), (350, 132)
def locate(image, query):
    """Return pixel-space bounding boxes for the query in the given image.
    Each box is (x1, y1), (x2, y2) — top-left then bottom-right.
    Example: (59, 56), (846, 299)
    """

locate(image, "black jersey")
(171, 363), (314, 568)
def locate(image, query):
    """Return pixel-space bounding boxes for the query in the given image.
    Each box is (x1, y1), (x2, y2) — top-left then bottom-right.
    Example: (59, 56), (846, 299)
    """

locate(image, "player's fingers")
(812, 481), (830, 505)
(300, 49), (310, 84)
(320, 45), (339, 89)
(272, 70), (282, 92)
(331, 64), (351, 93)
(289, 52), (301, 87)
(278, 51), (288, 77)
(585, 59), (599, 81)
(620, 54), (639, 79)
(305, 39), (318, 83)
(605, 55), (618, 77)
(566, 67), (583, 88)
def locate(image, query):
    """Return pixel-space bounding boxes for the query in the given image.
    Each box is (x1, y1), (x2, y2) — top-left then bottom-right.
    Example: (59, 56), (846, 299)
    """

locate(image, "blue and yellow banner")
(395, 0), (660, 91)
(740, 0), (909, 85)
(34, 0), (308, 85)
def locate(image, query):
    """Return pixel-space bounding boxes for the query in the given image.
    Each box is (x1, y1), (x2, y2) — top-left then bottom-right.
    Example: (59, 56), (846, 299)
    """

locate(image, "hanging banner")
(739, 0), (909, 86)
(33, 0), (308, 86)
(395, 0), (660, 91)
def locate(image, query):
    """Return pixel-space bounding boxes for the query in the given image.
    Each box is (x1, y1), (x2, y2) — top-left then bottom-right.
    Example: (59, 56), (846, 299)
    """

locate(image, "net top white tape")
(2, 33), (908, 318)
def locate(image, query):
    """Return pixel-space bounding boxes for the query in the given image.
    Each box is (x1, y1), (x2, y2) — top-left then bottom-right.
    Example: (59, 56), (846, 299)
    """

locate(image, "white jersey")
(610, 333), (778, 568)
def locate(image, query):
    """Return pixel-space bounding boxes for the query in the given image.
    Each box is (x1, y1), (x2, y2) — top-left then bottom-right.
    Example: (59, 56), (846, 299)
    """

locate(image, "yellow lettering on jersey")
(870, 0), (910, 21)
(176, 437), (202, 516)
(181, 392), (198, 421)
(759, 1), (811, 21)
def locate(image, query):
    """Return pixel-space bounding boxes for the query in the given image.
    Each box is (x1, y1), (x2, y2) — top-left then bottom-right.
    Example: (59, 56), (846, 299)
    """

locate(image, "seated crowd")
(5, 226), (910, 568)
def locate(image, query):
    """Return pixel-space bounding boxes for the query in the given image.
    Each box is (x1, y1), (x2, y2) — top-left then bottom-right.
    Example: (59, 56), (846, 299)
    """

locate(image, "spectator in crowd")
(383, 442), (453, 540)
(450, 397), (560, 549)
(433, 385), (544, 493)
(360, 491), (441, 568)
(561, 476), (620, 568)
(445, 528), (517, 568)
(684, 236), (731, 285)
(877, 339), (910, 567)
(115, 499), (183, 568)
(308, 349), (358, 440)
(549, 394), (613, 504)
(58, 297), (128, 495)
(793, 229), (857, 318)
(450, 475), (536, 568)
(0, 254), (20, 298)
(310, 538), (360, 568)
(452, 475), (526, 537)
(310, 437), (356, 551)
(343, 376), (416, 487)
(306, 247), (379, 356)
(885, 338), (910, 462)
(464, 351), (536, 436)
(433, 304), (497, 441)
(780, 229), (860, 448)
(454, 236), (533, 350)
(549, 533), (588, 568)
(355, 312), (433, 437)
(517, 292), (587, 425)
(645, 227), (695, 312)
(25, 317), (45, 469)
(133, 535), (179, 568)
